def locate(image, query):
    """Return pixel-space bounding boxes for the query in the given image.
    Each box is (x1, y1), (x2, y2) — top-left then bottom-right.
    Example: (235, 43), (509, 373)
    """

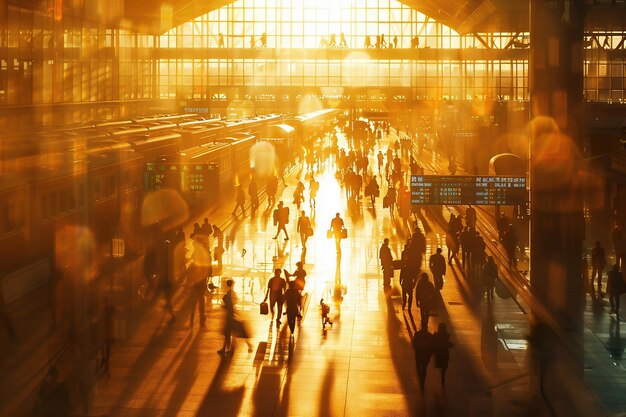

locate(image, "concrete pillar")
(529, 1), (594, 415)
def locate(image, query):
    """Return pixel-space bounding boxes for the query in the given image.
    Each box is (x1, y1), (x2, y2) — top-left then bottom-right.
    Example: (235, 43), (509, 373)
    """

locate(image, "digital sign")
(411, 175), (527, 206)
(145, 163), (219, 194)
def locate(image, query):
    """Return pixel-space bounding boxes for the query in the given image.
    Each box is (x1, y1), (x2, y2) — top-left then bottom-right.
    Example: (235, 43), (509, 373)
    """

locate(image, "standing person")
(297, 210), (313, 248)
(412, 327), (435, 392)
(249, 177), (259, 214)
(384, 185), (397, 217)
(380, 33), (387, 48)
(272, 201), (290, 240)
(607, 264), (624, 317)
(377, 150), (384, 171)
(415, 272), (436, 329)
(460, 226), (473, 269)
(218, 32), (224, 48)
(232, 184), (245, 216)
(591, 241), (607, 298)
(283, 281), (302, 336)
(260, 32), (267, 48)
(364, 35), (372, 48)
(379, 238), (394, 291)
(249, 35), (255, 48)
(433, 323), (454, 386)
(185, 242), (211, 329)
(429, 248), (446, 291)
(400, 244), (416, 309)
(393, 35), (398, 49)
(330, 212), (346, 253)
(293, 180), (305, 211)
(365, 176), (380, 206)
(482, 256), (498, 302)
(266, 174), (278, 207)
(262, 269), (287, 326)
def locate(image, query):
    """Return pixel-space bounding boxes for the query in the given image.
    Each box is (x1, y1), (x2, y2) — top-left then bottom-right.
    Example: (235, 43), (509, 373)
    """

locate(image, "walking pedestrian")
(400, 244), (416, 309)
(297, 210), (313, 248)
(249, 177), (259, 214)
(429, 248), (446, 291)
(217, 279), (253, 354)
(272, 201), (290, 240)
(415, 272), (436, 329)
(267, 174), (278, 207)
(283, 281), (302, 336)
(330, 212), (346, 253)
(412, 327), (435, 392)
(262, 269), (287, 327)
(433, 323), (454, 386)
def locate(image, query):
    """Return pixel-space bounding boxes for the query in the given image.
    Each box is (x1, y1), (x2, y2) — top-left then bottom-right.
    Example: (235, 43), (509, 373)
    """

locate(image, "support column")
(529, 1), (592, 415)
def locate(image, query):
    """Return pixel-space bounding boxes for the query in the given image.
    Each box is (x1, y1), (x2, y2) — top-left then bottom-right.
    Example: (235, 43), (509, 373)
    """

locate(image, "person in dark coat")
(412, 327), (435, 392)
(283, 281), (302, 335)
(414, 272), (436, 329)
(379, 238), (394, 291)
(482, 256), (498, 302)
(429, 248), (446, 291)
(433, 323), (454, 386)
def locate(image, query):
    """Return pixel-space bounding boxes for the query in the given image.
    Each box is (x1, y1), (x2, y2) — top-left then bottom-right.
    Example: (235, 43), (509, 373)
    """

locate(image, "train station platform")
(0, 127), (624, 417)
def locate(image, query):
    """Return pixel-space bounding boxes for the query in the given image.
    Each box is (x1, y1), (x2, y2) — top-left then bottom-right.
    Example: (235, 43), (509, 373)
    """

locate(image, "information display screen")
(145, 163), (219, 193)
(411, 175), (526, 205)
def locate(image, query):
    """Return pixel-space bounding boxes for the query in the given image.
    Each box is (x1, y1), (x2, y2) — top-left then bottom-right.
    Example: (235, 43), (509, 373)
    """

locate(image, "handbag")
(327, 229), (333, 239)
(260, 302), (269, 315)
(341, 229), (348, 239)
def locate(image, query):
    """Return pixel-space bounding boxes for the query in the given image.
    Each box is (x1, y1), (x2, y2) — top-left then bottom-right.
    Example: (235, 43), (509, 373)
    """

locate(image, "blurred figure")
(218, 32), (224, 48)
(433, 323), (454, 386)
(365, 176), (380, 207)
(412, 327), (434, 392)
(309, 176), (319, 209)
(591, 241), (606, 298)
(33, 367), (70, 417)
(260, 32), (267, 48)
(364, 35), (372, 48)
(400, 244), (416, 309)
(379, 238), (394, 291)
(262, 269), (286, 327)
(502, 224), (518, 269)
(482, 256), (498, 302)
(393, 35), (398, 49)
(329, 33), (336, 48)
(232, 184), (245, 216)
(607, 264), (624, 317)
(465, 204), (476, 230)
(285, 261), (307, 292)
(218, 279), (252, 354)
(266, 174), (278, 207)
(339, 32), (348, 48)
(380, 33), (387, 47)
(156, 240), (176, 324)
(249, 35), (255, 48)
(293, 180), (305, 211)
(249, 177), (259, 214)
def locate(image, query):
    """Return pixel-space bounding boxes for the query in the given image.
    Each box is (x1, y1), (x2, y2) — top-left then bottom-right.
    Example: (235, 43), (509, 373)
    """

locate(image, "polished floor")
(1, 128), (623, 416)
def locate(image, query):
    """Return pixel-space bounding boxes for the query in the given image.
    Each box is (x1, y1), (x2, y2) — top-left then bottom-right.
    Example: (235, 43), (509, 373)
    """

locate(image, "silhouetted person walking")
(283, 281), (302, 336)
(400, 244), (416, 309)
(433, 323), (454, 386)
(412, 327), (434, 392)
(415, 272), (436, 329)
(297, 210), (313, 248)
(272, 201), (290, 240)
(267, 174), (278, 207)
(263, 269), (286, 327)
(429, 247), (446, 291)
(482, 256), (498, 302)
(330, 212), (346, 253)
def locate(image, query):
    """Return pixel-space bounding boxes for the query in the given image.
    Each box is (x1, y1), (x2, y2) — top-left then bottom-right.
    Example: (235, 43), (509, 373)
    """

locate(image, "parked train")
(0, 109), (339, 279)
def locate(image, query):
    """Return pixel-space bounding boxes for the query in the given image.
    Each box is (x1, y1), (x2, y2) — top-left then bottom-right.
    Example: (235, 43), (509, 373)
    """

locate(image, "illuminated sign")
(145, 163), (219, 193)
(411, 175), (527, 206)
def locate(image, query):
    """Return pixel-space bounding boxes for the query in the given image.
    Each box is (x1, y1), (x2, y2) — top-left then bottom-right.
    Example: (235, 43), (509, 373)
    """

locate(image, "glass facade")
(157, 0), (530, 101)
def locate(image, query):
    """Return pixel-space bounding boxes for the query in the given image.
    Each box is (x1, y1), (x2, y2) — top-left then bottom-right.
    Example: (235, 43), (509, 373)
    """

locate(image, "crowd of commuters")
(214, 32), (423, 49)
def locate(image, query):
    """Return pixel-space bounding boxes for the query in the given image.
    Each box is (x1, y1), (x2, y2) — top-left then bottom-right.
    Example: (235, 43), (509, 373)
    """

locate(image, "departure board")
(411, 175), (526, 205)
(145, 163), (219, 193)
